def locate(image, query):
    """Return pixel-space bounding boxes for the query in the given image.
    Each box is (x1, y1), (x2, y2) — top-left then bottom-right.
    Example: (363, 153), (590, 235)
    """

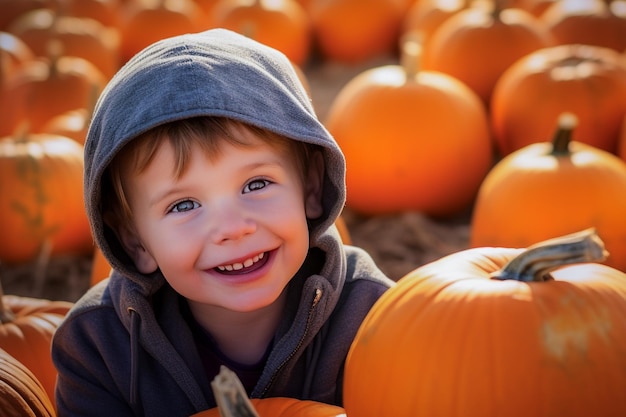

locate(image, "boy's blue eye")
(170, 200), (199, 213)
(244, 179), (269, 193)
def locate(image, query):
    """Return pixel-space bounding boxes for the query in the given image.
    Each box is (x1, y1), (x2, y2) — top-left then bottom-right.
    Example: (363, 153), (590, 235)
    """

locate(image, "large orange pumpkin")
(421, 0), (555, 104)
(0, 132), (93, 264)
(344, 228), (626, 416)
(0, 347), (56, 417)
(325, 38), (492, 217)
(471, 113), (626, 272)
(491, 43), (626, 156)
(211, 0), (311, 66)
(0, 283), (73, 409)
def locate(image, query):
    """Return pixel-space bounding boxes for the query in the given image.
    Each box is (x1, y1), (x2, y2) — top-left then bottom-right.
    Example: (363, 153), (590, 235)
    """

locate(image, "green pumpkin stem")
(491, 228), (608, 282)
(551, 112), (578, 155)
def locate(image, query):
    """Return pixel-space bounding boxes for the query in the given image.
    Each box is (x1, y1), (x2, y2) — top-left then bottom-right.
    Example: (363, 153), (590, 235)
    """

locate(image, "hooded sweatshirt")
(51, 28), (394, 417)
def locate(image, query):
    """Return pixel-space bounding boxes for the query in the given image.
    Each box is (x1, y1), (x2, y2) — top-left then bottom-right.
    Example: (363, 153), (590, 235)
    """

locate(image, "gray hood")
(84, 28), (346, 281)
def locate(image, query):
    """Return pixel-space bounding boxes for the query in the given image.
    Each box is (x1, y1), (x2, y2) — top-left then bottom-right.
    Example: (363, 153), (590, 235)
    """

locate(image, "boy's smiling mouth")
(216, 252), (268, 274)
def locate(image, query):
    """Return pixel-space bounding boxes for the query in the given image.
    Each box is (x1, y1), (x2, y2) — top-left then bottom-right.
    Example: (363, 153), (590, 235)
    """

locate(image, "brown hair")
(101, 117), (319, 231)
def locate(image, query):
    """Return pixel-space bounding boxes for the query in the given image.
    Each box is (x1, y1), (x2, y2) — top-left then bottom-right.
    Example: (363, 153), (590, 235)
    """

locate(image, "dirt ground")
(1, 55), (472, 303)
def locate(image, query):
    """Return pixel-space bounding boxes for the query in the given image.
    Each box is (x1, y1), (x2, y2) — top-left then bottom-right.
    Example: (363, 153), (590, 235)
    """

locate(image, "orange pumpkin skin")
(7, 9), (121, 79)
(1, 54), (106, 134)
(402, 0), (469, 43)
(344, 246), (626, 417)
(309, 0), (404, 64)
(325, 64), (492, 218)
(619, 114), (626, 161)
(0, 294), (73, 410)
(470, 119), (626, 272)
(0, 133), (93, 264)
(191, 397), (345, 417)
(421, 3), (555, 104)
(211, 0), (311, 66)
(491, 44), (626, 156)
(119, 0), (202, 63)
(540, 0), (626, 53)
(0, 347), (56, 417)
(40, 109), (90, 145)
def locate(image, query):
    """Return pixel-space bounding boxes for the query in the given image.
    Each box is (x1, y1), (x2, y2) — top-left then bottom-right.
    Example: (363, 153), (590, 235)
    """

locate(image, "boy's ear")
(116, 223), (159, 274)
(304, 151), (324, 219)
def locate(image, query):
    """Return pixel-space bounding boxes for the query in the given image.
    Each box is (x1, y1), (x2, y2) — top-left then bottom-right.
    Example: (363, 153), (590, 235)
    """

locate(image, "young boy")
(51, 29), (394, 416)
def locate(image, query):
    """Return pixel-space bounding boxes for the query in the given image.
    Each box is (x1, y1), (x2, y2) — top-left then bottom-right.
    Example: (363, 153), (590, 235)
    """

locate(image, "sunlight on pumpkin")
(369, 66), (406, 86)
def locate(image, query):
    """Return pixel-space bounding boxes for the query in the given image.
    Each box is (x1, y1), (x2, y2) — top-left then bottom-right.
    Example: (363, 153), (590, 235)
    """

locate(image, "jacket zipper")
(260, 287), (322, 397)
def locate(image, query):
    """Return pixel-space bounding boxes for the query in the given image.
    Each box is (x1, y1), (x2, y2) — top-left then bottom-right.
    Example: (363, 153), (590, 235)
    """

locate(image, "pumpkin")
(62, 0), (123, 30)
(0, 347), (56, 417)
(491, 43), (626, 156)
(619, 113), (626, 161)
(0, 0), (54, 31)
(118, 0), (203, 63)
(7, 9), (121, 78)
(211, 0), (311, 66)
(0, 31), (35, 137)
(540, 0), (626, 53)
(308, 0), (404, 64)
(325, 37), (492, 217)
(344, 228), (626, 416)
(191, 365), (346, 417)
(0, 132), (93, 265)
(0, 44), (106, 134)
(0, 31), (35, 78)
(402, 0), (472, 45)
(421, 0), (555, 105)
(471, 113), (626, 272)
(40, 108), (90, 145)
(90, 215), (353, 286)
(192, 397), (346, 417)
(0, 280), (73, 409)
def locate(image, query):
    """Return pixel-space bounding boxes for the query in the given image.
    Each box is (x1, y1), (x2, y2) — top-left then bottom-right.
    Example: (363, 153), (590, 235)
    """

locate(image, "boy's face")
(118, 130), (323, 313)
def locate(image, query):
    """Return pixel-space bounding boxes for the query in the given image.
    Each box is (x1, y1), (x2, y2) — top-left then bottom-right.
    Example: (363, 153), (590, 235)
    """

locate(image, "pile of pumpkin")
(1, 0), (626, 415)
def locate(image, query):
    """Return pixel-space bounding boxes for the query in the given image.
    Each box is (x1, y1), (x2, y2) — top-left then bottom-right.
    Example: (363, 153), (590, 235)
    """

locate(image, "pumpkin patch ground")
(0, 55), (472, 302)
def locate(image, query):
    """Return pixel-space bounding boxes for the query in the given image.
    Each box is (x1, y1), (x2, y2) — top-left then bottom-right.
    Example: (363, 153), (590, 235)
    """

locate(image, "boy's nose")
(208, 204), (257, 244)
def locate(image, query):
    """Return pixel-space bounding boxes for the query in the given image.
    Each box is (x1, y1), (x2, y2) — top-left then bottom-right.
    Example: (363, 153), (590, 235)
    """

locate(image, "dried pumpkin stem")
(400, 33), (422, 80)
(491, 228), (608, 282)
(211, 366), (260, 417)
(551, 112), (577, 155)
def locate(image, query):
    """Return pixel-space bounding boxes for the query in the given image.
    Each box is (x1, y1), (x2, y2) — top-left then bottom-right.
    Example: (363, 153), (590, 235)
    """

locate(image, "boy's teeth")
(218, 252), (264, 271)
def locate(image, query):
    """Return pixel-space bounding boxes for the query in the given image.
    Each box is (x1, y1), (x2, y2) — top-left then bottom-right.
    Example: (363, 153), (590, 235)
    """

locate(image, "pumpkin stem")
(211, 366), (260, 417)
(46, 39), (64, 80)
(491, 228), (608, 282)
(551, 112), (578, 155)
(400, 32), (422, 80)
